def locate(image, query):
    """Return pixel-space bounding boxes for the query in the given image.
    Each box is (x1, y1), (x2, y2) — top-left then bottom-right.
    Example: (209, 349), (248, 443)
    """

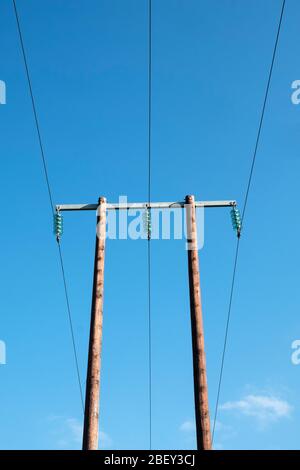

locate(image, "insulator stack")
(143, 207), (152, 240)
(230, 206), (242, 237)
(54, 212), (63, 241)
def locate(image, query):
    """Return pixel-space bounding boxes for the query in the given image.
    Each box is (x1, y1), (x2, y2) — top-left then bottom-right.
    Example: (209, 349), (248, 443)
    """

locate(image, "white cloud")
(179, 420), (196, 433)
(180, 419), (235, 449)
(213, 420), (233, 435)
(48, 416), (112, 449)
(179, 420), (196, 448)
(65, 418), (82, 443)
(220, 394), (292, 424)
(99, 430), (112, 449)
(213, 442), (224, 450)
(211, 420), (236, 449)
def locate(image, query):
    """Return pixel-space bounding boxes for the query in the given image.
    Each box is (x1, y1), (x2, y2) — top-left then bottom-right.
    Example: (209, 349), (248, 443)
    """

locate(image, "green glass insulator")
(54, 213), (63, 238)
(143, 208), (152, 238)
(230, 207), (242, 235)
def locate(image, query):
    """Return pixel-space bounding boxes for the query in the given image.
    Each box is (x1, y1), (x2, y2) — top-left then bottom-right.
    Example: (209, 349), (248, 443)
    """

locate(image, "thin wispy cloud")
(220, 394), (292, 425)
(180, 418), (235, 449)
(213, 420), (234, 436)
(179, 420), (196, 433)
(179, 419), (196, 448)
(65, 418), (82, 444)
(48, 415), (112, 449)
(99, 430), (112, 449)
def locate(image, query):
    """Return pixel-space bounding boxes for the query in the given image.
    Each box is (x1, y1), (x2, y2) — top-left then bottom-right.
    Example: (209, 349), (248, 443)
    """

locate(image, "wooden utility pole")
(82, 197), (106, 450)
(56, 196), (237, 450)
(185, 194), (211, 450)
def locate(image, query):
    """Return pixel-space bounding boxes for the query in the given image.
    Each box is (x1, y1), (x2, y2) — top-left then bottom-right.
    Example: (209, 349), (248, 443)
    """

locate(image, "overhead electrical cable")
(12, 0), (84, 413)
(212, 0), (286, 444)
(147, 0), (153, 451)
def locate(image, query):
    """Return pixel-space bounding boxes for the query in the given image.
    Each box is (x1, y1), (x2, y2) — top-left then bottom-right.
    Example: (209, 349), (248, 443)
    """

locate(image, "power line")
(211, 238), (240, 442)
(57, 244), (85, 411)
(12, 0), (54, 213)
(12, 0), (84, 413)
(241, 0), (286, 220)
(212, 0), (286, 444)
(147, 0), (153, 451)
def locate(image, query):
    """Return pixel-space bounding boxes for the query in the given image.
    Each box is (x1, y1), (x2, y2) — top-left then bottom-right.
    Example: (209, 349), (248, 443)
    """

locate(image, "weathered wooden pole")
(82, 197), (106, 450)
(56, 196), (235, 450)
(185, 194), (211, 450)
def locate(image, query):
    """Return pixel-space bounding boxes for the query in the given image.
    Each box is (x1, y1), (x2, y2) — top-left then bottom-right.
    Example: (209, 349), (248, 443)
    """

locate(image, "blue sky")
(0, 0), (300, 450)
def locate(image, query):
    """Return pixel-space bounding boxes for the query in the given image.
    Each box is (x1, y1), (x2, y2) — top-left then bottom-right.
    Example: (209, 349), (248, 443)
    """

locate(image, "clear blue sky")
(1, 0), (300, 450)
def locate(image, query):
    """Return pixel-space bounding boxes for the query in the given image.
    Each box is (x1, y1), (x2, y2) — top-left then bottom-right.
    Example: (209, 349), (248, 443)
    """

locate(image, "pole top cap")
(185, 195), (195, 203)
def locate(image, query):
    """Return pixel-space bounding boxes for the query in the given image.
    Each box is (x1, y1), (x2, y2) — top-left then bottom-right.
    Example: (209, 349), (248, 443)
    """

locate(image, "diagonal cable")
(12, 0), (84, 413)
(212, 0), (286, 444)
(147, 0), (153, 451)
